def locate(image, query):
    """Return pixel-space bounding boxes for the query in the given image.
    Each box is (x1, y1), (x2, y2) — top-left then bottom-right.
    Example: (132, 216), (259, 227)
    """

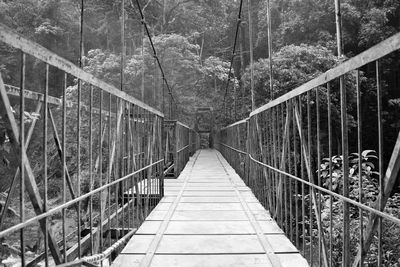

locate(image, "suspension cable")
(130, 0), (178, 110)
(79, 0), (84, 68)
(223, 0), (244, 119)
(247, 0), (255, 111)
(121, 0), (126, 91)
(266, 0), (273, 100)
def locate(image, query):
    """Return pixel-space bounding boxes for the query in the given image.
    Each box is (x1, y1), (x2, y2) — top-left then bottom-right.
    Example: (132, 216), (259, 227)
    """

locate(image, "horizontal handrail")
(248, 154), (400, 226)
(0, 23), (163, 117)
(164, 120), (191, 129)
(176, 144), (190, 154)
(250, 31), (400, 117)
(221, 118), (248, 130)
(0, 158), (164, 238)
(218, 142), (247, 155)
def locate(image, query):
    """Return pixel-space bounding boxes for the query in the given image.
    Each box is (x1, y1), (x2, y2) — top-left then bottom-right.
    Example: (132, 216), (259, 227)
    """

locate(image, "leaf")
(362, 150), (376, 157)
(2, 156), (10, 167)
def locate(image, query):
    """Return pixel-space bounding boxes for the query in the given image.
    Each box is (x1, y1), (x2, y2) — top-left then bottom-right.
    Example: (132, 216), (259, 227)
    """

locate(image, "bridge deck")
(112, 150), (309, 267)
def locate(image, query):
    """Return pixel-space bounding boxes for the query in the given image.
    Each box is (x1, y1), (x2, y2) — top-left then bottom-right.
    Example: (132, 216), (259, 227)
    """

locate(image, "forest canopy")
(0, 0), (399, 125)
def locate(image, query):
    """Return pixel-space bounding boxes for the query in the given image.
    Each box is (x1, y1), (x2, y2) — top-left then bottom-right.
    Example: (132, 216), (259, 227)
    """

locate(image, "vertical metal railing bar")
(127, 103), (131, 231)
(120, 102), (125, 237)
(259, 118), (265, 206)
(160, 118), (164, 199)
(299, 96), (306, 255)
(254, 120), (259, 199)
(279, 105), (283, 225)
(77, 78), (82, 258)
(292, 98), (299, 249)
(288, 100), (293, 242)
(143, 110), (147, 213)
(276, 106), (281, 225)
(77, 0), (84, 257)
(19, 51), (26, 267)
(146, 110), (151, 217)
(267, 113), (273, 209)
(129, 104), (134, 231)
(277, 105), (282, 223)
(115, 99), (120, 242)
(284, 102), (288, 233)
(356, 70), (363, 267)
(134, 105), (138, 220)
(376, 60), (383, 267)
(307, 91), (313, 265)
(144, 110), (148, 216)
(152, 116), (155, 207)
(43, 64), (49, 267)
(132, 105), (137, 227)
(327, 83), (333, 267)
(112, 100), (117, 244)
(137, 106), (143, 222)
(62, 73), (67, 263)
(340, 74), (350, 266)
(121, 101), (126, 240)
(89, 86), (94, 255)
(99, 89), (104, 254)
(261, 117), (265, 207)
(272, 109), (278, 218)
(107, 93), (112, 249)
(316, 87), (322, 266)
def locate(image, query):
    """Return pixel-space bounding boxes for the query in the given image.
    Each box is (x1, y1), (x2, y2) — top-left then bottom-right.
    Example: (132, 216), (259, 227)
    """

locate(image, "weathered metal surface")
(250, 31), (400, 116)
(0, 24), (163, 117)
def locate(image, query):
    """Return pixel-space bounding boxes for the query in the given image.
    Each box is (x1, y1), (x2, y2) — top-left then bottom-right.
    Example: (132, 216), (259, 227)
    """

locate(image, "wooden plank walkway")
(112, 149), (309, 267)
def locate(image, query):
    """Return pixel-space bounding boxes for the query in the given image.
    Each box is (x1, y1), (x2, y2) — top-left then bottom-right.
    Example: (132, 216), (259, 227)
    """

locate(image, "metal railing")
(189, 128), (201, 156)
(215, 119), (248, 180)
(216, 32), (400, 266)
(0, 24), (165, 266)
(163, 120), (199, 178)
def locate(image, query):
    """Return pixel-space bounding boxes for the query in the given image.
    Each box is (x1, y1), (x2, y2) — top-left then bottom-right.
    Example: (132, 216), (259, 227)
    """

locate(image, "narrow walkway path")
(113, 149), (309, 267)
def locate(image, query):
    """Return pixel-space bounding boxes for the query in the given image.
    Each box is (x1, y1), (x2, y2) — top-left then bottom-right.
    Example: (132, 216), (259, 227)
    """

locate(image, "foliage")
(319, 150), (379, 201)
(239, 44), (338, 112)
(315, 150), (400, 265)
(257, 0), (400, 54)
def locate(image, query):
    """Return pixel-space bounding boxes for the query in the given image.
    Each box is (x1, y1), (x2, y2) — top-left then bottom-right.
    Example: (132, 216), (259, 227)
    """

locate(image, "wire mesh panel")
(0, 24), (164, 266)
(217, 32), (400, 266)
